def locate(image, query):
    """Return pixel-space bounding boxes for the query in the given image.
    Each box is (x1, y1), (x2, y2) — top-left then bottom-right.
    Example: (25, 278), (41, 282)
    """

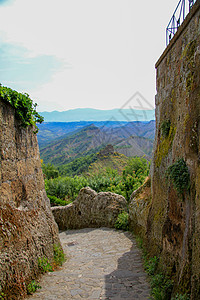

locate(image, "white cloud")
(0, 0), (179, 111)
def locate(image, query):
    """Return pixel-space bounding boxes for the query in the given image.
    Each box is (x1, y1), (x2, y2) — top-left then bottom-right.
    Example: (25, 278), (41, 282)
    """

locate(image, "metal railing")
(166, 0), (197, 45)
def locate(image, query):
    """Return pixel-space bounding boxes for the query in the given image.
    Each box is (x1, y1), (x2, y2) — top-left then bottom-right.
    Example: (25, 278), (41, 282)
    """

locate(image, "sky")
(0, 0), (182, 111)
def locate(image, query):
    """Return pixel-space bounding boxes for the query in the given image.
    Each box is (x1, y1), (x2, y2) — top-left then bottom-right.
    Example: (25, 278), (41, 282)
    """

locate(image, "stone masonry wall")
(0, 99), (61, 299)
(149, 1), (200, 297)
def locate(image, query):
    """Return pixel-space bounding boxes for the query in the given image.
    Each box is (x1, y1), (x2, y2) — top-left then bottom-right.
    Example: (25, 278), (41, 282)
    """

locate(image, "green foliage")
(0, 84), (43, 132)
(38, 257), (53, 273)
(53, 244), (65, 266)
(136, 236), (173, 300)
(58, 153), (98, 176)
(47, 195), (71, 206)
(0, 286), (5, 300)
(0, 292), (5, 300)
(155, 125), (176, 167)
(42, 163), (59, 180)
(27, 281), (41, 295)
(45, 176), (88, 202)
(161, 120), (171, 138)
(123, 156), (149, 177)
(44, 157), (149, 204)
(166, 158), (190, 195)
(114, 212), (129, 231)
(151, 274), (173, 300)
(172, 294), (190, 300)
(145, 256), (159, 276)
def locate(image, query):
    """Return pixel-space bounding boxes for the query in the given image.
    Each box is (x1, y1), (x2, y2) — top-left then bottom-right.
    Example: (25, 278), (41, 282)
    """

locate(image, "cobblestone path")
(28, 228), (151, 300)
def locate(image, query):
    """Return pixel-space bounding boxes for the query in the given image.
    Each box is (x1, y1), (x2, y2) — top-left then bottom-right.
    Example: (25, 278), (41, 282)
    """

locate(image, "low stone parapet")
(52, 187), (127, 230)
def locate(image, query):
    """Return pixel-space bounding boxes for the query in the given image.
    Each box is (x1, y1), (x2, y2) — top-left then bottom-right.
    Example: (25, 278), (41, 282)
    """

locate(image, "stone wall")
(52, 187), (127, 230)
(149, 1), (200, 298)
(0, 99), (61, 299)
(129, 178), (151, 238)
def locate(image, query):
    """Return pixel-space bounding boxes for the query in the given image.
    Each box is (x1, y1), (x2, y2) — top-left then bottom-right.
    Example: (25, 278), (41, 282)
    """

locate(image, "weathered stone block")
(52, 187), (127, 230)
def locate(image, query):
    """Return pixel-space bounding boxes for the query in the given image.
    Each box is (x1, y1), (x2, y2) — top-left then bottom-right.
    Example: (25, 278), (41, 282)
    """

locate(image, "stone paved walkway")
(28, 228), (151, 300)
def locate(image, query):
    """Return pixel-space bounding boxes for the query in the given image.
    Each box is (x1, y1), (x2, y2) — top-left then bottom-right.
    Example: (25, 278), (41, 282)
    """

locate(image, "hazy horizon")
(0, 0), (180, 111)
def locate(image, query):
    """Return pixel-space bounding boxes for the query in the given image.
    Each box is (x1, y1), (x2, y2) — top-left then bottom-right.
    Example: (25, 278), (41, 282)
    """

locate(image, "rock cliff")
(129, 2), (200, 298)
(52, 187), (127, 230)
(0, 99), (61, 299)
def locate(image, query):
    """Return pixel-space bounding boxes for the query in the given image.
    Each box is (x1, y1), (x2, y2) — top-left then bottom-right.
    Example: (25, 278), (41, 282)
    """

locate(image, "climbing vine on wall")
(166, 158), (190, 196)
(0, 84), (44, 132)
(161, 119), (171, 138)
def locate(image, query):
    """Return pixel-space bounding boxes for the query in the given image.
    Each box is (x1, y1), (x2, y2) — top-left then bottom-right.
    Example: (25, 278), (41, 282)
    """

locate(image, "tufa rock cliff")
(0, 99), (61, 299)
(52, 187), (127, 230)
(129, 1), (200, 298)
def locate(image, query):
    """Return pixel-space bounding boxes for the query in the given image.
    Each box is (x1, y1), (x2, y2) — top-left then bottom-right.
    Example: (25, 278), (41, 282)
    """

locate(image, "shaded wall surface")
(0, 99), (60, 299)
(149, 1), (200, 297)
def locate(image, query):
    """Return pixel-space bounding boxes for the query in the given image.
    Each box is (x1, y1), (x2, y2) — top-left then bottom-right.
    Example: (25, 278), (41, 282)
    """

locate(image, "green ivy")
(166, 158), (190, 195)
(114, 212), (129, 231)
(161, 120), (171, 138)
(0, 84), (43, 132)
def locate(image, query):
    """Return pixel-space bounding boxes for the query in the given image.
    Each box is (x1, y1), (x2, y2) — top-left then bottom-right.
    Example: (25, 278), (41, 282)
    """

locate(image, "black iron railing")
(166, 0), (197, 45)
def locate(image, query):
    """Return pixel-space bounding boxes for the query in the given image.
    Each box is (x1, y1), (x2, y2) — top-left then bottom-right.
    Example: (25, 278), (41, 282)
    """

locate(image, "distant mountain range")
(37, 121), (155, 147)
(39, 108), (155, 122)
(39, 121), (155, 165)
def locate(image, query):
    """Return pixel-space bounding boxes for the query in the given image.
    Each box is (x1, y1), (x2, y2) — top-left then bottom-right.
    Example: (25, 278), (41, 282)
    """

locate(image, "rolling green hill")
(37, 120), (155, 147)
(40, 123), (154, 166)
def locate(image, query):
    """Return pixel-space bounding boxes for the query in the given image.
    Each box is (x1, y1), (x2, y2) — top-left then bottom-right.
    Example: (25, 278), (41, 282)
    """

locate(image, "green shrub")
(145, 256), (159, 276)
(47, 195), (71, 206)
(0, 292), (5, 300)
(151, 274), (173, 300)
(172, 294), (190, 300)
(45, 157), (149, 203)
(45, 176), (88, 202)
(115, 212), (129, 231)
(42, 163), (59, 179)
(161, 120), (171, 138)
(38, 257), (53, 273)
(166, 158), (190, 195)
(0, 84), (43, 132)
(27, 281), (41, 295)
(136, 237), (174, 300)
(53, 244), (65, 266)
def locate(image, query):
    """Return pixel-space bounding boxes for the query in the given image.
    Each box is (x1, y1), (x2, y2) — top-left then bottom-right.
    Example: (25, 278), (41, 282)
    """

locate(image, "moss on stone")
(186, 71), (194, 93)
(155, 125), (176, 167)
(153, 207), (165, 222)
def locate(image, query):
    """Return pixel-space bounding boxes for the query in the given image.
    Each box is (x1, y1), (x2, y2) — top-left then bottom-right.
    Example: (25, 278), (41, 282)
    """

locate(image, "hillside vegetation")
(42, 144), (150, 206)
(40, 123), (154, 166)
(37, 120), (155, 147)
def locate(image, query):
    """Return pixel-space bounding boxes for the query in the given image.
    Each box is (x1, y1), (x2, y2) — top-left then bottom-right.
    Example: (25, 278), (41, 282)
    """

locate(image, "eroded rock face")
(149, 2), (200, 298)
(0, 99), (61, 299)
(52, 187), (127, 230)
(129, 178), (151, 238)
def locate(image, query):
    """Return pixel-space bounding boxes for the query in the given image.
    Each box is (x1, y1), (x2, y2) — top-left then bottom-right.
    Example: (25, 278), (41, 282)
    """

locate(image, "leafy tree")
(44, 157), (150, 205)
(42, 163), (59, 180)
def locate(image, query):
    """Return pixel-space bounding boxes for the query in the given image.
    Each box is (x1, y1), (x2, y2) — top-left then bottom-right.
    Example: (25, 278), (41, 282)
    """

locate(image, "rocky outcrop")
(52, 187), (127, 230)
(0, 99), (61, 299)
(129, 178), (151, 238)
(147, 2), (200, 298)
(97, 144), (115, 158)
